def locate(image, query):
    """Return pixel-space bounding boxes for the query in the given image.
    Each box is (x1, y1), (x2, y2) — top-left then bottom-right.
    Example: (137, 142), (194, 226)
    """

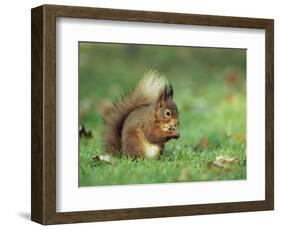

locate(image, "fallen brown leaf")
(207, 155), (237, 172)
(79, 125), (93, 139)
(193, 136), (209, 151)
(225, 94), (237, 103)
(233, 132), (246, 143)
(178, 167), (189, 182)
(215, 155), (237, 164)
(199, 137), (209, 148)
(207, 162), (226, 173)
(225, 69), (241, 86)
(92, 154), (113, 164)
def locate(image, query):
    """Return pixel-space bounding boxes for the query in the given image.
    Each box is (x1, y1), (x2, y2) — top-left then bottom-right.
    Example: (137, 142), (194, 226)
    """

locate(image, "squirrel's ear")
(164, 83), (173, 100)
(156, 91), (165, 108)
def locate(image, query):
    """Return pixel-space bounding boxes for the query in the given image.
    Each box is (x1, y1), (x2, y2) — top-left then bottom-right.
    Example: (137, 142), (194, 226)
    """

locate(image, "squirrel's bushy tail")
(102, 70), (168, 154)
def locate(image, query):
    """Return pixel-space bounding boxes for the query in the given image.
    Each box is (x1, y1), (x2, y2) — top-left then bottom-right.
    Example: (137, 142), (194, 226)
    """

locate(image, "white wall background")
(0, 0), (279, 229)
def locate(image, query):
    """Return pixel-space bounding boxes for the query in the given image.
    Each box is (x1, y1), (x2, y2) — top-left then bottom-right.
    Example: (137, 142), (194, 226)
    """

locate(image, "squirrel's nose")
(173, 130), (180, 139)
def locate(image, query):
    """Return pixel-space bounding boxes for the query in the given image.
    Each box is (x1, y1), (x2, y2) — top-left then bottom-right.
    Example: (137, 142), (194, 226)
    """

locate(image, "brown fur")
(102, 70), (180, 157)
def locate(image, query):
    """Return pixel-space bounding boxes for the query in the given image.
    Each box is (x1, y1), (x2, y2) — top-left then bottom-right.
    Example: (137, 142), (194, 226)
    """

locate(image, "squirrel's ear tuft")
(156, 83), (173, 108)
(164, 83), (173, 100)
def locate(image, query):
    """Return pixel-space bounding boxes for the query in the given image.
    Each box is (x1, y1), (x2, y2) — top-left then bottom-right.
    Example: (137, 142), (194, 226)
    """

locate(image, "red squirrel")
(102, 70), (180, 158)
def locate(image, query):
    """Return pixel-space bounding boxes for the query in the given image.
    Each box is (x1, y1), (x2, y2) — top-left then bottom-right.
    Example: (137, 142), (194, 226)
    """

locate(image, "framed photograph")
(31, 4), (274, 224)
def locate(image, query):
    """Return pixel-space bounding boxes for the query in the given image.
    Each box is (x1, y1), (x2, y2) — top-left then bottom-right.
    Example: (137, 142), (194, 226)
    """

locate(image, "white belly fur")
(144, 142), (160, 159)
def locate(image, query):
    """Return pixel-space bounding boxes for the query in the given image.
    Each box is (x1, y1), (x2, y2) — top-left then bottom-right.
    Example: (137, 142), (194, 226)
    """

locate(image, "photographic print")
(31, 5), (273, 224)
(79, 43), (246, 186)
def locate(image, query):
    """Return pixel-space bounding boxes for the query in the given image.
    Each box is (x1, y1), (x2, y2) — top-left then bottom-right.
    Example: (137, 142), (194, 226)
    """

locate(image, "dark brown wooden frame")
(31, 4), (274, 225)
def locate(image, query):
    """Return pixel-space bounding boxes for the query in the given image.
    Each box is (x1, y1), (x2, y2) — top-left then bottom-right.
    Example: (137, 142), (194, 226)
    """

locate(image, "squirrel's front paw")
(168, 127), (180, 139)
(171, 130), (180, 139)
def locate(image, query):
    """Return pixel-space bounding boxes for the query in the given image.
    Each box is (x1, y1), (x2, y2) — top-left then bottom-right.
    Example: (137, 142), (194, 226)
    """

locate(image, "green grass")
(79, 43), (246, 186)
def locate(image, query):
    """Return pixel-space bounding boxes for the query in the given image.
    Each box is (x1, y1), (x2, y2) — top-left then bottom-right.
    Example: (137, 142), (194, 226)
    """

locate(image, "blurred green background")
(79, 42), (246, 186)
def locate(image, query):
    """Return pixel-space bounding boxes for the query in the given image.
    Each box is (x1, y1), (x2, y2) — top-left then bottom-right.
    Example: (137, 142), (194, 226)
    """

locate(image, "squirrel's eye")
(165, 109), (172, 118)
